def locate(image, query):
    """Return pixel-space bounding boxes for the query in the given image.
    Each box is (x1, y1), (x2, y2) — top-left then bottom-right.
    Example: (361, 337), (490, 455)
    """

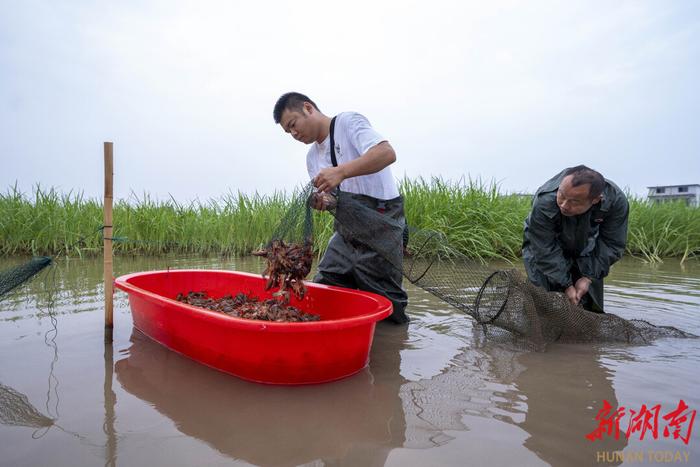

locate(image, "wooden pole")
(104, 142), (114, 331)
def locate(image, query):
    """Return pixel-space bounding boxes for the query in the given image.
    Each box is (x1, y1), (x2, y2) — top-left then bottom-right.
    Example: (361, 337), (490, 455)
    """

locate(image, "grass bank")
(1, 180), (698, 262)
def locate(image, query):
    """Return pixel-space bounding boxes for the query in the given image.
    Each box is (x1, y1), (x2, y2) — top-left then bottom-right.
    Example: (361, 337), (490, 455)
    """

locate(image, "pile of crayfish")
(252, 239), (314, 301)
(175, 291), (320, 322)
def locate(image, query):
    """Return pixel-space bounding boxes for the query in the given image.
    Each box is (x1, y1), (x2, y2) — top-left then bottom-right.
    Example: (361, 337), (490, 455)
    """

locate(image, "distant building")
(647, 184), (700, 207)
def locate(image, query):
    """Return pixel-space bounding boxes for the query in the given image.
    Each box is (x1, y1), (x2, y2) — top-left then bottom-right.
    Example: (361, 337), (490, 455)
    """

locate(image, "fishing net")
(252, 184), (315, 301)
(0, 382), (54, 429)
(482, 271), (696, 347)
(261, 183), (696, 351)
(0, 256), (52, 299)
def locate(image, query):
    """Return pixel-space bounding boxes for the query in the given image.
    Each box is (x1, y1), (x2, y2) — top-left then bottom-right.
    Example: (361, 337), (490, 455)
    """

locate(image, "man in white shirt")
(273, 92), (409, 324)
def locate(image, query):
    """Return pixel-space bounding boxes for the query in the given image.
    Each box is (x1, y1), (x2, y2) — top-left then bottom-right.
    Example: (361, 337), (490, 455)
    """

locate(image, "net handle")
(474, 270), (510, 324)
(405, 231), (440, 283)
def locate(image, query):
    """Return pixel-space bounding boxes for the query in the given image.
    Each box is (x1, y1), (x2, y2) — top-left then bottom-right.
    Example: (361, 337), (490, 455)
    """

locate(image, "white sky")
(1, 0), (699, 201)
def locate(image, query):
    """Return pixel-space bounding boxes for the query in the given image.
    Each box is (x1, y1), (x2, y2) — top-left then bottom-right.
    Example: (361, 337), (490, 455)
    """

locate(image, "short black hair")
(273, 92), (320, 124)
(563, 165), (605, 199)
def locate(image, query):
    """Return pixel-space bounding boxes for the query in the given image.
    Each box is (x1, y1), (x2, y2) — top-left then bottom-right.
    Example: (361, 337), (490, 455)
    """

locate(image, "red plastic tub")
(114, 269), (392, 385)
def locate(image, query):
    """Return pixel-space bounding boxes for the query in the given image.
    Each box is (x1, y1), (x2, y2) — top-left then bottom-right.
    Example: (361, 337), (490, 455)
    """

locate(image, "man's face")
(556, 175), (601, 216)
(279, 104), (316, 144)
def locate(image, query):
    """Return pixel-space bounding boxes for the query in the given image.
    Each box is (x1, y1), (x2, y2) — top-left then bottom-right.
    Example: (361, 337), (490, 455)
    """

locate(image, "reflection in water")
(116, 323), (410, 467)
(397, 336), (529, 454)
(0, 381), (100, 447)
(0, 382), (54, 432)
(0, 284), (62, 439)
(112, 316), (625, 466)
(515, 345), (628, 466)
(43, 283), (61, 423)
(0, 255), (258, 321)
(104, 334), (117, 467)
(0, 287), (120, 465)
(397, 328), (629, 466)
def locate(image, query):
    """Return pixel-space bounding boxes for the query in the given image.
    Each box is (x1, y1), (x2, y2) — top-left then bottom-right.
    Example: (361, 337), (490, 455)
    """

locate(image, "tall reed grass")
(1, 180), (698, 262)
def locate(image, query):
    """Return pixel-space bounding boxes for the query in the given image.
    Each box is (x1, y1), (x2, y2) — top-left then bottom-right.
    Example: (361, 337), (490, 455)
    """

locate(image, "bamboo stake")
(104, 142), (114, 330)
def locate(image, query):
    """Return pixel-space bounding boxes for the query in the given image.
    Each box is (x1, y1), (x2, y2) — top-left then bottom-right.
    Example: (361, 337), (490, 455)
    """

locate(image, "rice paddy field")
(1, 178), (699, 263)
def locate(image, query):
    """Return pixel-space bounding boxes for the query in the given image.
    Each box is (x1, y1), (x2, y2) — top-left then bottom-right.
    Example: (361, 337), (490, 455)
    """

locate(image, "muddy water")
(0, 256), (698, 467)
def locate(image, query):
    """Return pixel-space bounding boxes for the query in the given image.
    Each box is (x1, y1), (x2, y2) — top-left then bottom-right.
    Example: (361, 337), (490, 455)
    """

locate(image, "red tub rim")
(114, 269), (393, 332)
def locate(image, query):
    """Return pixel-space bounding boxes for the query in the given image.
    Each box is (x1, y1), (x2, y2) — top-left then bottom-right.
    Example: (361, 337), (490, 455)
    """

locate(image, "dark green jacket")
(522, 170), (629, 310)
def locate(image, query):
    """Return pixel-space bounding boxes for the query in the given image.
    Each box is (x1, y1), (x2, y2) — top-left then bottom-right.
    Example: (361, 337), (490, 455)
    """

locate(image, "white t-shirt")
(306, 112), (400, 200)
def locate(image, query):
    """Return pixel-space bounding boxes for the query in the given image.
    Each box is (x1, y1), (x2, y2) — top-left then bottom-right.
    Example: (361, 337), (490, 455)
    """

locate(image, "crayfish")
(176, 291), (319, 322)
(252, 239), (314, 302)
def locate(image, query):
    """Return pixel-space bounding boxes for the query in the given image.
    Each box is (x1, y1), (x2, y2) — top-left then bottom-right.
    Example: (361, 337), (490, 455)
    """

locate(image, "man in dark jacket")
(522, 165), (629, 312)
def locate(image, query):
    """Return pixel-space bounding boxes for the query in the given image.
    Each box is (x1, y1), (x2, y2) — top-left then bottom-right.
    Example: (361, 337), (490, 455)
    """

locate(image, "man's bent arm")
(577, 195), (629, 280)
(314, 141), (396, 193)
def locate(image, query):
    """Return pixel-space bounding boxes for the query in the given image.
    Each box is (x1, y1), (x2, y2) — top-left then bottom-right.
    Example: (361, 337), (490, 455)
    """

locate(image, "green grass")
(401, 177), (531, 261)
(1, 180), (699, 262)
(0, 183), (334, 257)
(626, 196), (700, 263)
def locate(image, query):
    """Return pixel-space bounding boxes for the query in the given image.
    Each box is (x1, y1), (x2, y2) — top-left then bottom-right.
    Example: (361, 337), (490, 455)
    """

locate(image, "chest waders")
(312, 116), (410, 324)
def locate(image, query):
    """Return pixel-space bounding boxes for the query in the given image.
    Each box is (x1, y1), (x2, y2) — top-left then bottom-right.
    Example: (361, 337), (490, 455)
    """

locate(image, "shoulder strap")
(329, 116), (338, 167)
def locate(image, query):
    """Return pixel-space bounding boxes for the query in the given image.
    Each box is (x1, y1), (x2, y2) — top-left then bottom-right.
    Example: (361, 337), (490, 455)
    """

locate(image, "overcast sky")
(1, 0), (699, 202)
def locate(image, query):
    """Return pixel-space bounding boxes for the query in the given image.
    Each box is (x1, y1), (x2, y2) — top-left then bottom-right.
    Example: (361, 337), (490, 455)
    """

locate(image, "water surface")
(0, 256), (698, 466)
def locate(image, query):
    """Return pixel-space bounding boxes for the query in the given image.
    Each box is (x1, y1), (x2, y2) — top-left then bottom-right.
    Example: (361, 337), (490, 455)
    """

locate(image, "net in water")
(0, 256), (52, 299)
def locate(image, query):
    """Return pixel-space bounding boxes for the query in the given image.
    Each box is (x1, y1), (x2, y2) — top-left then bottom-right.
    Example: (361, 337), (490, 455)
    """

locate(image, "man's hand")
(313, 166), (345, 193)
(574, 277), (592, 303)
(565, 286), (580, 306)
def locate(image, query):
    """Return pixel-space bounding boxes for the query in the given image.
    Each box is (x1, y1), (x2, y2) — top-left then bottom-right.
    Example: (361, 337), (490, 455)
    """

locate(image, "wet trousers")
(313, 194), (409, 324)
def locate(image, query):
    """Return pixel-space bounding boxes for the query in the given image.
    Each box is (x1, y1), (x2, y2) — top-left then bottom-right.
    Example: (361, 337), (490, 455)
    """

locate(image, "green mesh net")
(0, 256), (52, 299)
